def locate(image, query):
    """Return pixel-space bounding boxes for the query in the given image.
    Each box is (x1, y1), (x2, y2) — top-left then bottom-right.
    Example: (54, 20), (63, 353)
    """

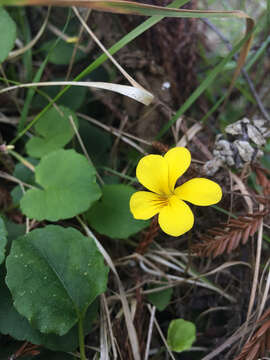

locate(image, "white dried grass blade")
(245, 203), (264, 336)
(258, 268), (270, 319)
(77, 112), (149, 154)
(100, 296), (110, 360)
(176, 122), (203, 147)
(146, 253), (185, 273)
(146, 305), (176, 360)
(73, 6), (144, 91)
(77, 217), (141, 360)
(230, 171), (253, 214)
(144, 305), (156, 360)
(0, 81), (154, 105)
(101, 294), (118, 359)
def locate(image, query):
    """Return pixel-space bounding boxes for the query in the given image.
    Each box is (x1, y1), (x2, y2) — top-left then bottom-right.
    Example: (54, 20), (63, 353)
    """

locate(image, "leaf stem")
(78, 316), (86, 360)
(8, 150), (35, 172)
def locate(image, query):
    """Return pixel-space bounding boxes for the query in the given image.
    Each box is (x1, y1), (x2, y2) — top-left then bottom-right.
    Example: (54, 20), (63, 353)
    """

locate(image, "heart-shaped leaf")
(0, 266), (99, 351)
(5, 225), (108, 336)
(26, 106), (78, 158)
(20, 149), (101, 221)
(0, 218), (7, 264)
(86, 184), (149, 239)
(0, 8), (16, 63)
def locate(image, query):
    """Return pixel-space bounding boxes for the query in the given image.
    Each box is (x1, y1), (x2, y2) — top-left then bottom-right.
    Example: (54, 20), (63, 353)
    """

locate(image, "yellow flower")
(130, 147), (222, 237)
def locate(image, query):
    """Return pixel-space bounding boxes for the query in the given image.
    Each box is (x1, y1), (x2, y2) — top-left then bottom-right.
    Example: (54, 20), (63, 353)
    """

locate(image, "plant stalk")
(78, 316), (86, 360)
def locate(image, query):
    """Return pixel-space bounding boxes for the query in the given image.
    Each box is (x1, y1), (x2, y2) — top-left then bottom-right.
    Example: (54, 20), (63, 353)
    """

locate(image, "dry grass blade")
(8, 7), (50, 59)
(191, 212), (268, 258)
(1, 0), (254, 97)
(0, 81), (153, 105)
(233, 308), (270, 360)
(77, 217), (142, 360)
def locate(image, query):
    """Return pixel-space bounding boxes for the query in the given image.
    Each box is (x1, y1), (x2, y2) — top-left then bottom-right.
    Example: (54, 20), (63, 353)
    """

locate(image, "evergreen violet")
(130, 147), (222, 236)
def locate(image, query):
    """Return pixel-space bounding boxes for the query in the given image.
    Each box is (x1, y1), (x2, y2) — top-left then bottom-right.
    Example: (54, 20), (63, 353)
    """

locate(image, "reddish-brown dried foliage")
(191, 212), (267, 258)
(151, 141), (169, 154)
(254, 165), (270, 205)
(136, 216), (159, 254)
(234, 308), (270, 360)
(11, 342), (40, 359)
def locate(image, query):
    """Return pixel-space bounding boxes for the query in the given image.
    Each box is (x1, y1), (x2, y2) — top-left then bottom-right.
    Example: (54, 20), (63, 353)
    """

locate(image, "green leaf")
(20, 149), (101, 221)
(40, 39), (86, 65)
(13, 158), (39, 182)
(0, 218), (7, 264)
(0, 7), (16, 63)
(26, 106), (79, 158)
(11, 158), (38, 204)
(167, 319), (196, 352)
(0, 266), (98, 351)
(5, 225), (108, 336)
(4, 219), (26, 242)
(147, 284), (173, 311)
(77, 121), (112, 166)
(86, 184), (149, 239)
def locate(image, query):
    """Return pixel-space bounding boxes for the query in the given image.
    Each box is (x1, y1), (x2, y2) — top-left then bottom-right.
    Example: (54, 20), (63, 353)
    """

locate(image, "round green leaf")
(86, 184), (149, 239)
(167, 319), (196, 352)
(20, 149), (101, 221)
(0, 8), (16, 63)
(26, 106), (79, 158)
(0, 217), (7, 264)
(5, 225), (108, 336)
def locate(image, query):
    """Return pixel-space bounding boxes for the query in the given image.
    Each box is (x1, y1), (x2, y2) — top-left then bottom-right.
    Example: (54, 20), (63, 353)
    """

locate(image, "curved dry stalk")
(230, 171), (253, 214)
(0, 80), (153, 106)
(7, 8), (50, 60)
(72, 6), (147, 93)
(135, 253), (239, 302)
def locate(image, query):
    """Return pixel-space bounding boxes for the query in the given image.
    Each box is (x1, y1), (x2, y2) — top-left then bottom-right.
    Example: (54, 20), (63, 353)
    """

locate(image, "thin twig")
(202, 18), (270, 122)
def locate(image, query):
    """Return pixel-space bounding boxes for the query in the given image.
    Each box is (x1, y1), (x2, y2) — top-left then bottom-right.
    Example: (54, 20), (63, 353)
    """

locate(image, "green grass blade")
(156, 23), (257, 139)
(245, 35), (270, 72)
(17, 10), (72, 133)
(10, 0), (189, 145)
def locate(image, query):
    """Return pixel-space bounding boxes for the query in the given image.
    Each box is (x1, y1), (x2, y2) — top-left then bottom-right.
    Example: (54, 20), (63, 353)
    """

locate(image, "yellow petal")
(174, 178), (222, 206)
(136, 154), (170, 195)
(164, 147), (191, 192)
(130, 191), (168, 220)
(158, 195), (194, 236)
